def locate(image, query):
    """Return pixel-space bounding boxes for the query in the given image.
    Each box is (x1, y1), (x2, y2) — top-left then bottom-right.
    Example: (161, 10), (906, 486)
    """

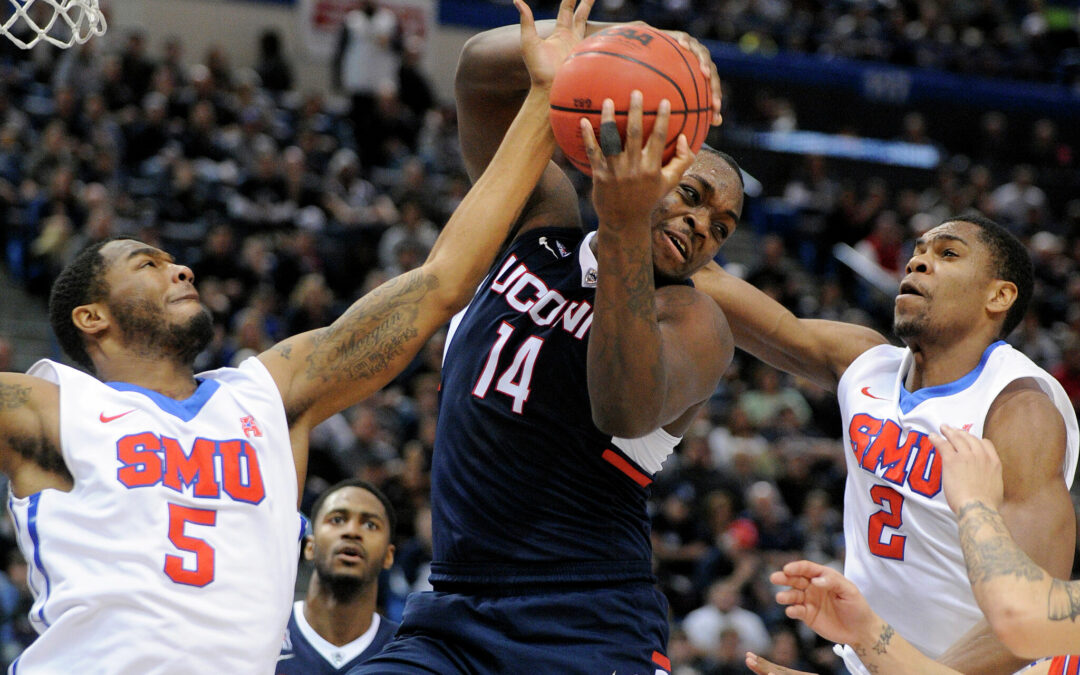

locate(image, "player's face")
(894, 221), (997, 342)
(650, 153), (742, 283)
(306, 487), (394, 586)
(99, 239), (212, 363)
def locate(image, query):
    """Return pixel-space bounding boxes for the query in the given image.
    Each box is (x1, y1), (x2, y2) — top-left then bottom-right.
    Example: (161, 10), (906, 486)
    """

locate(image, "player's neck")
(904, 333), (997, 391)
(94, 352), (198, 399)
(303, 577), (377, 647)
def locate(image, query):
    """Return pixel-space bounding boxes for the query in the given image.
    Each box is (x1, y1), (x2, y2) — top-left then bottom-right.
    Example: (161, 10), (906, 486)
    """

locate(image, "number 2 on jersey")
(473, 322), (544, 414)
(165, 503), (217, 587)
(867, 485), (906, 560)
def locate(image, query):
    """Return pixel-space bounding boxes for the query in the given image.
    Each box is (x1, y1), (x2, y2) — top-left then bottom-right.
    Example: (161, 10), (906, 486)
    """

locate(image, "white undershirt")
(293, 600), (382, 669)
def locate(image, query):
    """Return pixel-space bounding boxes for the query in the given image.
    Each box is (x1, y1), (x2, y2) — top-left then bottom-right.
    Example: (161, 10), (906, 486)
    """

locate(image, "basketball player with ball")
(353, 1), (744, 673)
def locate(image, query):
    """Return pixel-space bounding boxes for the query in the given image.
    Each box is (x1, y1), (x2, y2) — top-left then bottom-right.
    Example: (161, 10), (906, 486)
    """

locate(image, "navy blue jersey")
(277, 603), (398, 674)
(431, 227), (660, 588)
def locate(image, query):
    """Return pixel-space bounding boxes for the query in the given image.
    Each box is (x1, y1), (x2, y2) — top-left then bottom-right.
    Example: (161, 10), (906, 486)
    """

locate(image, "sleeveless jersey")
(837, 341), (1079, 658)
(10, 358), (303, 675)
(277, 601), (398, 674)
(431, 228), (681, 587)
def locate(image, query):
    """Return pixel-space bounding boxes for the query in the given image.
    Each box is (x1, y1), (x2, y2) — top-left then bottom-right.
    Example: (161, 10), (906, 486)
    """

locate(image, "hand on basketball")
(515, 0), (594, 91)
(933, 424), (1005, 514)
(660, 29), (723, 126)
(745, 652), (820, 675)
(768, 560), (880, 649)
(580, 91), (694, 228)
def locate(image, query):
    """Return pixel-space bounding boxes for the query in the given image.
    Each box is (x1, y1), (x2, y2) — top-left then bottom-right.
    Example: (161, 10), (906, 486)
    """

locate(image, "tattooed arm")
(751, 560), (959, 675)
(259, 0), (593, 437)
(0, 373), (68, 495)
(936, 424), (1080, 661)
(582, 95), (731, 437)
(936, 386), (1075, 673)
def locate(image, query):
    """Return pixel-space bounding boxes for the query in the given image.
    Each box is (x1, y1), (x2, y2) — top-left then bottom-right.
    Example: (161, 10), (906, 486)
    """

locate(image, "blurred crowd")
(532, 0), (1080, 85)
(0, 2), (1077, 673)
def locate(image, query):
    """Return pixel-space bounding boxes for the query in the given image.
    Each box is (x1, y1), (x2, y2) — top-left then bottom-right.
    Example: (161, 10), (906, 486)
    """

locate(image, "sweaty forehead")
(690, 154), (744, 212)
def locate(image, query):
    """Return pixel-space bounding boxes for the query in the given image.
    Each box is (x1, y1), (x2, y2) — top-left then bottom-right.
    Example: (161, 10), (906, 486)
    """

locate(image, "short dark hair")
(309, 479), (397, 538)
(48, 237), (126, 372)
(700, 144), (744, 190)
(947, 212), (1033, 338)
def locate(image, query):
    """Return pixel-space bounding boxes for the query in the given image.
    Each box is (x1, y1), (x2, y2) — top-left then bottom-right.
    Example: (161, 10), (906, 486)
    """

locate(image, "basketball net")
(0, 0), (106, 49)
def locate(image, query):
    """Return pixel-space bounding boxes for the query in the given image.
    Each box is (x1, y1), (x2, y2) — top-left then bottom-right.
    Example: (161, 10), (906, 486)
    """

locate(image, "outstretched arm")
(749, 560), (959, 675)
(258, 0), (596, 431)
(692, 262), (887, 391)
(583, 97), (731, 437)
(938, 423), (1080, 661)
(454, 16), (723, 241)
(937, 385), (1075, 673)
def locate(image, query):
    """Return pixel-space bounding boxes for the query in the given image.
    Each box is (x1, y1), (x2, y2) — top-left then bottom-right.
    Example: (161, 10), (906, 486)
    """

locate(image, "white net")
(0, 0), (106, 49)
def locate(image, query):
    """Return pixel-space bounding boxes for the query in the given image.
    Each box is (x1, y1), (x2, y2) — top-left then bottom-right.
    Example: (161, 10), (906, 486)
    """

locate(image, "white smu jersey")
(9, 358), (303, 675)
(838, 341), (1078, 659)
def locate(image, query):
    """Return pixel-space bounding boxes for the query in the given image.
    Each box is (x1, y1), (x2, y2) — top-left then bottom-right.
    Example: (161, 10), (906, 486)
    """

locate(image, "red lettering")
(908, 435), (942, 497)
(848, 414), (883, 461)
(860, 420), (919, 485)
(162, 437), (220, 498)
(116, 432), (163, 487)
(219, 440), (266, 504)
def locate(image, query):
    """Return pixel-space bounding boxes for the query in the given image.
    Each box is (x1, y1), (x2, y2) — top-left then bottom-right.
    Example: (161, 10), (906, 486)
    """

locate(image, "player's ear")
(382, 544), (395, 570)
(986, 279), (1017, 317)
(72, 302), (109, 337)
(302, 535), (314, 561)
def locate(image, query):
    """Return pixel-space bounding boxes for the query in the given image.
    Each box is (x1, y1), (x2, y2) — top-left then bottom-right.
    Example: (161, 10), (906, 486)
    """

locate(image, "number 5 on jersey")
(165, 503), (217, 587)
(473, 322), (545, 414)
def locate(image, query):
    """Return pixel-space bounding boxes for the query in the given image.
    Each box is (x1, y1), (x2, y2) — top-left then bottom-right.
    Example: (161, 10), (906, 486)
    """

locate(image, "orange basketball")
(549, 24), (712, 176)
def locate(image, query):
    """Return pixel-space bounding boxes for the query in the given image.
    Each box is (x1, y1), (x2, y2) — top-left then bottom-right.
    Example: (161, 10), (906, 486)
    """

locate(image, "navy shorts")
(348, 582), (672, 675)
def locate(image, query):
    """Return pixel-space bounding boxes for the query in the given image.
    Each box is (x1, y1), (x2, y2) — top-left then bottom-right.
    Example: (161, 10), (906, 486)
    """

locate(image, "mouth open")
(335, 544), (365, 563)
(663, 231), (688, 262)
(898, 281), (923, 297)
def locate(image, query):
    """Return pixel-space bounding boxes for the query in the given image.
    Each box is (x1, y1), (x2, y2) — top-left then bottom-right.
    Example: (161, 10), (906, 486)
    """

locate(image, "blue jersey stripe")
(899, 340), (1006, 413)
(105, 378), (221, 422)
(26, 494), (51, 628)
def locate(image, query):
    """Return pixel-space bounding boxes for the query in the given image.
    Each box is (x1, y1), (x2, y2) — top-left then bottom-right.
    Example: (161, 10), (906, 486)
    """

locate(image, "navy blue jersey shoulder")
(431, 227), (655, 588)
(277, 608), (399, 674)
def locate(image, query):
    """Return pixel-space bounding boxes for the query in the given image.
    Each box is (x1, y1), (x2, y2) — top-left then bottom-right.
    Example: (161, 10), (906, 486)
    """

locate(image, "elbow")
(591, 402), (657, 439)
(985, 596), (1043, 660)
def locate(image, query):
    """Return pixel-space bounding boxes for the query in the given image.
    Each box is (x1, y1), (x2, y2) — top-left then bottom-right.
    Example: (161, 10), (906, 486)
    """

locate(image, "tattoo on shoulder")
(0, 382), (30, 411)
(304, 271), (438, 384)
(958, 501), (1045, 584)
(1048, 579), (1080, 623)
(270, 343), (292, 360)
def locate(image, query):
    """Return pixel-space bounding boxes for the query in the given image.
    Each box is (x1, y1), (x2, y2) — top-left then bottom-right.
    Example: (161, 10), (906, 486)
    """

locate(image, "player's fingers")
(928, 431), (955, 459)
(776, 588), (805, 606)
(783, 559), (828, 578)
(645, 98), (670, 161)
(514, 0), (538, 47)
(580, 118), (609, 173)
(746, 651), (782, 675)
(661, 134), (693, 185)
(571, 0), (595, 34)
(554, 0), (576, 28)
(624, 90), (644, 157)
(597, 99), (621, 158)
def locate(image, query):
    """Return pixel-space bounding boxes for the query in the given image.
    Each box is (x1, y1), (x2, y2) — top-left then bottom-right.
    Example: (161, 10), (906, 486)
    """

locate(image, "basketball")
(549, 24), (712, 176)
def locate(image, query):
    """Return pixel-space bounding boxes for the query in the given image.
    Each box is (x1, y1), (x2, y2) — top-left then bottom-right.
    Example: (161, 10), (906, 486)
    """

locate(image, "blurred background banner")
(298, 0), (432, 60)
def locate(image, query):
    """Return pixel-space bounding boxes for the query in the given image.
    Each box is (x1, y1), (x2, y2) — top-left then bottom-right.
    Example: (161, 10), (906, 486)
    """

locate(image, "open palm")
(516, 0), (594, 89)
(771, 561), (877, 647)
